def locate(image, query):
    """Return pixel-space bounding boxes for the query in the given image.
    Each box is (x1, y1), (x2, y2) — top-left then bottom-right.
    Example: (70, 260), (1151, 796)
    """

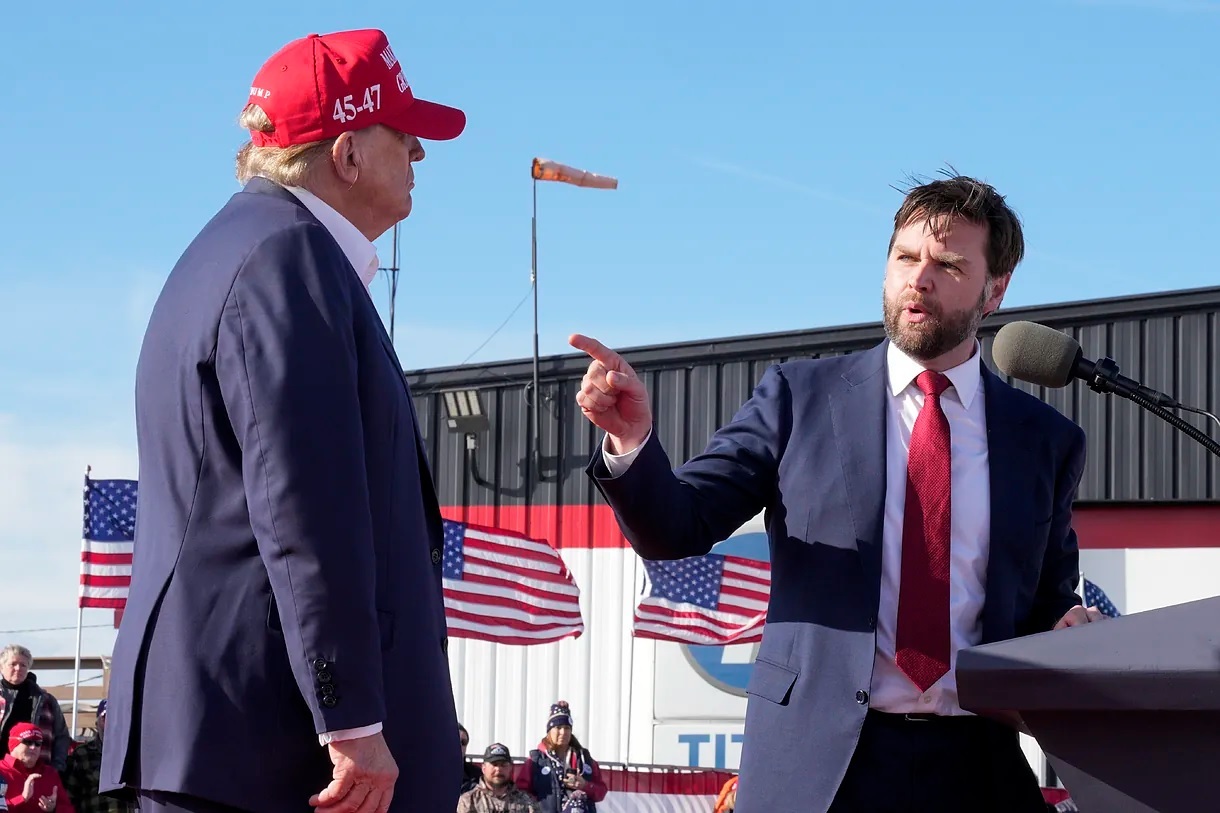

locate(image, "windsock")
(531, 158), (618, 189)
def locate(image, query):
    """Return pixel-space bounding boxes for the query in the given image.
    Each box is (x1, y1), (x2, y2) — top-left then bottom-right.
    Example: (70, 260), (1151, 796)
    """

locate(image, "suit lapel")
(360, 290), (446, 538)
(981, 368), (1034, 642)
(829, 344), (889, 616)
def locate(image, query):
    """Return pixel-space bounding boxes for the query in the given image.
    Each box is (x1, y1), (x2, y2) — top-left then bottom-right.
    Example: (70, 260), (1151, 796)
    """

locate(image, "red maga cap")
(245, 29), (465, 147)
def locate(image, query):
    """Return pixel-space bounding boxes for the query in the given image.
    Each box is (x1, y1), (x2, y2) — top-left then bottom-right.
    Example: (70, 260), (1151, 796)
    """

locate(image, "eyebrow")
(893, 245), (971, 266)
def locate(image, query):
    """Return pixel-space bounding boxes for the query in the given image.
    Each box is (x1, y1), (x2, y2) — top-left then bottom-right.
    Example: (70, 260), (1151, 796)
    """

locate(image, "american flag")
(441, 520), (584, 646)
(1083, 578), (1121, 618)
(633, 554), (770, 645)
(80, 477), (137, 609)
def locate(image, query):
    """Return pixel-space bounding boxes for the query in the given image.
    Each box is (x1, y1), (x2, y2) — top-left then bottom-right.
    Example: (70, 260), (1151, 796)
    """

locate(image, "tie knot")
(916, 370), (951, 398)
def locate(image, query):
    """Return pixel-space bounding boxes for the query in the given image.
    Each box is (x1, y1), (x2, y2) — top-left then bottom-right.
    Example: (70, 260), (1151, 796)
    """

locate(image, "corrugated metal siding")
(446, 550), (655, 764)
(412, 287), (1220, 506)
(414, 286), (1220, 764)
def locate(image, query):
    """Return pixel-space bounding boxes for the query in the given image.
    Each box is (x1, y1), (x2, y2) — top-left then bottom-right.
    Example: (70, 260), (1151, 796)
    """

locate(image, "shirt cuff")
(319, 722), (383, 745)
(602, 430), (651, 477)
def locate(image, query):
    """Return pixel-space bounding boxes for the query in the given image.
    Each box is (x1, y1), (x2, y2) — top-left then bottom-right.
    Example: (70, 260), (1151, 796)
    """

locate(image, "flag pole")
(530, 176), (541, 484)
(71, 606), (83, 737)
(72, 465), (91, 737)
(526, 157), (617, 488)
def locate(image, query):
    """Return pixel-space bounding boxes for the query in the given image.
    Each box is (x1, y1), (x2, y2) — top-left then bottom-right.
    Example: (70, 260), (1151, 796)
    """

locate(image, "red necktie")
(895, 370), (953, 692)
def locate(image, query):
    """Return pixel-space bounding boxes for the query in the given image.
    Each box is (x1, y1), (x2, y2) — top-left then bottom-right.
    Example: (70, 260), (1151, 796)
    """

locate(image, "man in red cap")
(101, 28), (466, 813)
(2, 722), (75, 812)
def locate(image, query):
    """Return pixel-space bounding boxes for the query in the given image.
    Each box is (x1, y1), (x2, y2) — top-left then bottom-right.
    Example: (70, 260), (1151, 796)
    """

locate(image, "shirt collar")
(283, 185), (380, 288)
(886, 339), (983, 409)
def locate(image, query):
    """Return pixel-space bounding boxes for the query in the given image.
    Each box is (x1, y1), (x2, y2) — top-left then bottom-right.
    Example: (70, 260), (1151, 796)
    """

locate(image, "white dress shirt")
(870, 341), (990, 716)
(284, 185), (381, 289)
(603, 341), (992, 716)
(281, 183), (383, 744)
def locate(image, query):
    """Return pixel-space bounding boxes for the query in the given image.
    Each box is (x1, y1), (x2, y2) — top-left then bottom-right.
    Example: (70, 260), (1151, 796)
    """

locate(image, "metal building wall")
(411, 285), (1220, 507)
(410, 284), (1220, 764)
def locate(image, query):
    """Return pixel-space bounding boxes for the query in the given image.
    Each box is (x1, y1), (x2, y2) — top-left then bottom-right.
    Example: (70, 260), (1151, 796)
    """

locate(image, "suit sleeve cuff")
(318, 722), (383, 745)
(602, 429), (652, 477)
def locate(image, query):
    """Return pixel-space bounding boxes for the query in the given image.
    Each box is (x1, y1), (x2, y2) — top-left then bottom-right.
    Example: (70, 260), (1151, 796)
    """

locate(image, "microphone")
(992, 321), (1181, 409)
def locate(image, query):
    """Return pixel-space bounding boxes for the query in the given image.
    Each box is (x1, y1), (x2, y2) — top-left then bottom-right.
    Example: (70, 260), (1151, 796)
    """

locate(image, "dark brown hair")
(888, 170), (1025, 280)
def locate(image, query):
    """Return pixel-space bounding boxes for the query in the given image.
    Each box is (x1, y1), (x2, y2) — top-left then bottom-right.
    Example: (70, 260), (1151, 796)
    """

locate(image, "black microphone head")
(992, 321), (1082, 388)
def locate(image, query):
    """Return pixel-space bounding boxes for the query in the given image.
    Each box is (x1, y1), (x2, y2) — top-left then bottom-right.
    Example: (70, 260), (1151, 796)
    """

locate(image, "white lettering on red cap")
(396, 71), (409, 94)
(379, 45), (398, 69)
(331, 84), (383, 124)
(250, 87), (272, 99)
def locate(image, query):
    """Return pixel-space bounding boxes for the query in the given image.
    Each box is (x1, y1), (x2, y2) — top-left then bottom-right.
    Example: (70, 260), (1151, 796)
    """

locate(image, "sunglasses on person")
(21, 739), (44, 748)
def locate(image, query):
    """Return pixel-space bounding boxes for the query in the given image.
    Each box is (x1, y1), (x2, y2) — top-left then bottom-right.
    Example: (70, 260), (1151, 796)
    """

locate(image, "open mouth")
(902, 301), (934, 323)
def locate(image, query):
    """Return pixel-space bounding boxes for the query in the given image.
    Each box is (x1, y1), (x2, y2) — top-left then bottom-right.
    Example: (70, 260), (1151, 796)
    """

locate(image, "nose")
(906, 257), (935, 292)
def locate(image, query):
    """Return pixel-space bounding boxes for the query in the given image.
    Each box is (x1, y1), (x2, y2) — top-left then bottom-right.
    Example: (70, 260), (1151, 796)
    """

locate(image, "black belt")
(867, 709), (992, 727)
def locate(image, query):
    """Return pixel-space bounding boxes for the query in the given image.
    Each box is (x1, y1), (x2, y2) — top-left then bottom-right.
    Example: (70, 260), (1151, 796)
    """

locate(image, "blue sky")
(1, 0), (1217, 666)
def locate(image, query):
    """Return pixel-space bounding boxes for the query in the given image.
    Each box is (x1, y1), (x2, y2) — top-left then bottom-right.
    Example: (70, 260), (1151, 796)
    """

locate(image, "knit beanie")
(547, 700), (573, 731)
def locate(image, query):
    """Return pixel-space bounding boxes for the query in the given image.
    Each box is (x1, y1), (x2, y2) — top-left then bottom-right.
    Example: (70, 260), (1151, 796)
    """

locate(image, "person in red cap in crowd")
(2, 723), (75, 812)
(0, 646), (71, 773)
(100, 27), (466, 813)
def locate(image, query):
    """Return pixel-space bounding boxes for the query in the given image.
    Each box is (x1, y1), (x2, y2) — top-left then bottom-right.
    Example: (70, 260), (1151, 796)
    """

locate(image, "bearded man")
(569, 174), (1102, 813)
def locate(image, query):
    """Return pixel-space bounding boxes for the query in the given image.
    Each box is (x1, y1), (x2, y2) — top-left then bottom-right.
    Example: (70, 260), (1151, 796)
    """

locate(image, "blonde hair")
(1, 645), (32, 666)
(234, 104), (337, 186)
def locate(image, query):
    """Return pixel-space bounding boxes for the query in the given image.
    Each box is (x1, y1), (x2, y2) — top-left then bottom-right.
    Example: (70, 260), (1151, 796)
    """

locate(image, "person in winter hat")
(515, 702), (607, 813)
(1, 722), (75, 812)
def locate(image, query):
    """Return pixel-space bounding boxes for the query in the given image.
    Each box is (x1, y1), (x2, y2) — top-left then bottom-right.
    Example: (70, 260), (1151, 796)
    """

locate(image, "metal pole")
(531, 179), (541, 485)
(73, 466), (90, 736)
(71, 607), (83, 736)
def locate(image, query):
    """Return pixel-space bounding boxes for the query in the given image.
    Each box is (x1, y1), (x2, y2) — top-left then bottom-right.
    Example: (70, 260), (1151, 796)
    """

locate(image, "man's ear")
(982, 272), (1011, 318)
(329, 132), (360, 186)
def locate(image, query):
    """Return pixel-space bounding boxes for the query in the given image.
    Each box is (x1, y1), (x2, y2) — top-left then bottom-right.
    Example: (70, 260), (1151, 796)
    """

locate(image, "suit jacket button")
(321, 695), (338, 708)
(431, 548), (442, 565)
(855, 690), (869, 705)
(321, 685), (336, 698)
(313, 658), (328, 671)
(317, 671), (333, 684)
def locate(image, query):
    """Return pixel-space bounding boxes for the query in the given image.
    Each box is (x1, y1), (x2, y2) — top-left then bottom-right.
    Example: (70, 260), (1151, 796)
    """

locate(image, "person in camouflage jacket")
(457, 744), (540, 813)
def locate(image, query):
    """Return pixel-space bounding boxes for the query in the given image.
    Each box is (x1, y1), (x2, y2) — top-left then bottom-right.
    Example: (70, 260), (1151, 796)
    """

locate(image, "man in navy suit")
(571, 175), (1105, 812)
(101, 29), (466, 813)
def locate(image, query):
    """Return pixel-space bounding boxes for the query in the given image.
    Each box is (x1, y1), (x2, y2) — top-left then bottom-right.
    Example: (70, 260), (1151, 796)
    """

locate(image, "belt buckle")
(902, 713), (932, 722)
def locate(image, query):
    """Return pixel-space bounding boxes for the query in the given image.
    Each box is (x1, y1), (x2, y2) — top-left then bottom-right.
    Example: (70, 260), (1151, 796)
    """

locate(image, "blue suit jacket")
(587, 342), (1086, 813)
(101, 179), (460, 812)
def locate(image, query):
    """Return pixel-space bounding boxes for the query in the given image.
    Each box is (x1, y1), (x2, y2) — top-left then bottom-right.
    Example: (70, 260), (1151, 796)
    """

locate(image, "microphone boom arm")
(1119, 387), (1220, 459)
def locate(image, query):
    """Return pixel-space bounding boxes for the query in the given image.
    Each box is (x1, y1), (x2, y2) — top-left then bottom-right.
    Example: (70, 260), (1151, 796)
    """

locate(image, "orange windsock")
(531, 158), (618, 189)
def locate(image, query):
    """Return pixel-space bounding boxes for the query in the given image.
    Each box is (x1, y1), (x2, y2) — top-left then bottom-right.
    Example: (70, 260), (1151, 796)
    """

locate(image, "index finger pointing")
(569, 333), (623, 368)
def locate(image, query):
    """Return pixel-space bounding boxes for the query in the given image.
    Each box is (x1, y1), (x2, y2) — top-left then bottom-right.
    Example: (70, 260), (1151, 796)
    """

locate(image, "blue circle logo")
(681, 527), (770, 696)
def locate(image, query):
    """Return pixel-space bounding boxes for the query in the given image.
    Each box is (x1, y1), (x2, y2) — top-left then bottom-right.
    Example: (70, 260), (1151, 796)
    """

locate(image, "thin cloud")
(685, 155), (889, 216)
